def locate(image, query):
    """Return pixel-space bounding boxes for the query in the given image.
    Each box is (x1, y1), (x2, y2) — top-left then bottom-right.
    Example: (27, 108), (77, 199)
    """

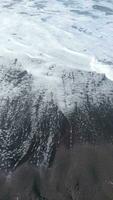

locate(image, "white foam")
(0, 0), (113, 81)
(90, 57), (113, 81)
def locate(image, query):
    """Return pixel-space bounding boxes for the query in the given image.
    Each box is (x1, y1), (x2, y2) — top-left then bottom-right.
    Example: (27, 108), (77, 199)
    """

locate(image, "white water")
(0, 0), (113, 80)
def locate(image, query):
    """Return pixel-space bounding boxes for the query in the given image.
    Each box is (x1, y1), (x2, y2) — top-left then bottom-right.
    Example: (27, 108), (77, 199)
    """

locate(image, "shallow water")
(0, 0), (113, 79)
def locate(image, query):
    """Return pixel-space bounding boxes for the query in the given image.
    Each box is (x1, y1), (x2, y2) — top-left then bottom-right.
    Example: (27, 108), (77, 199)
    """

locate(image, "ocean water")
(0, 0), (113, 80)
